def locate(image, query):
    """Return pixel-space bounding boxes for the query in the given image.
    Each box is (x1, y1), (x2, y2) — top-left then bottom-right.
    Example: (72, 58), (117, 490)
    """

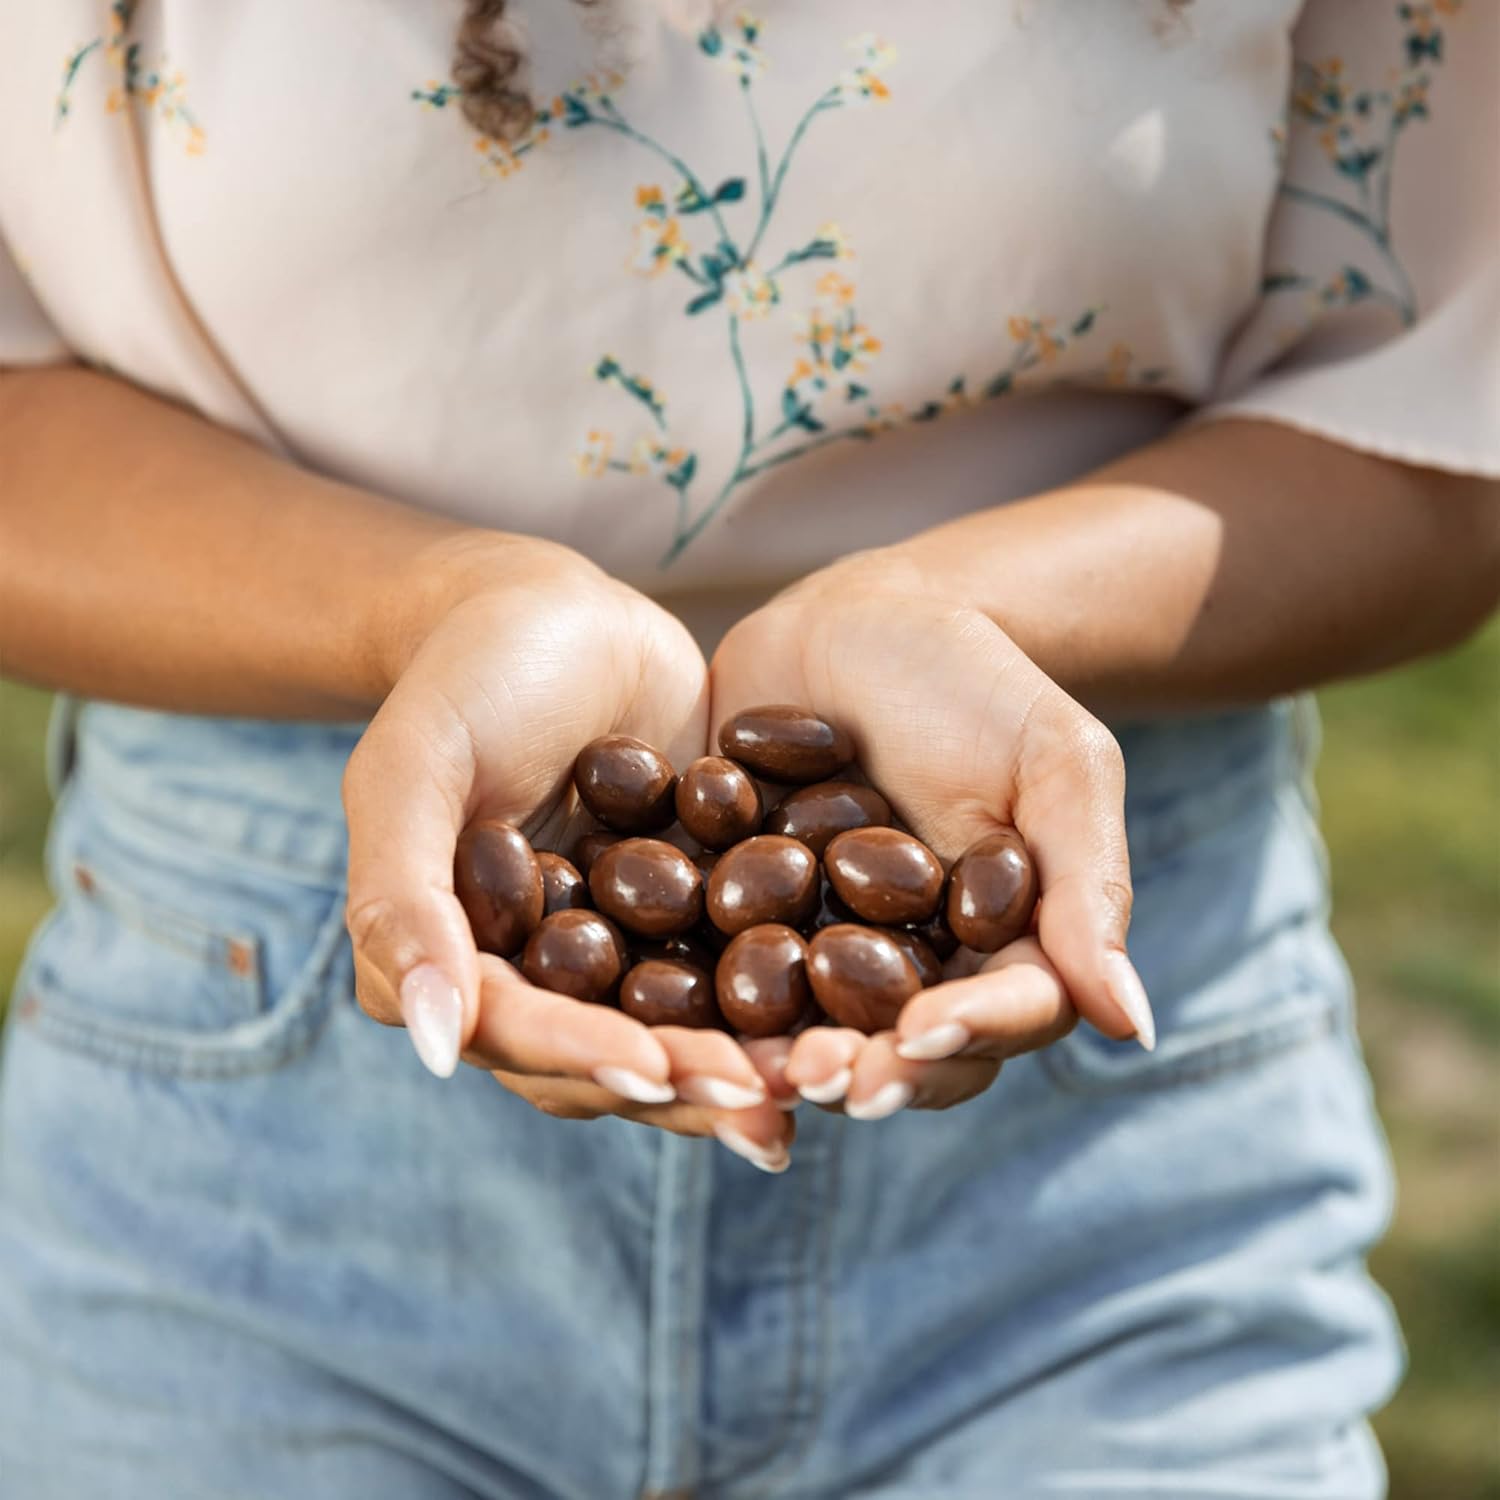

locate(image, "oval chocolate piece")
(633, 930), (721, 974)
(454, 820), (545, 959)
(718, 705), (855, 785)
(905, 910), (960, 962)
(521, 910), (626, 1004)
(807, 924), (922, 1034)
(572, 830), (623, 880)
(946, 830), (1038, 952)
(765, 779), (892, 857)
(824, 827), (945, 925)
(536, 851), (590, 916)
(715, 924), (812, 1038)
(589, 837), (704, 938)
(705, 835), (820, 936)
(877, 926), (943, 989)
(574, 735), (677, 834)
(675, 756), (763, 850)
(620, 959), (719, 1029)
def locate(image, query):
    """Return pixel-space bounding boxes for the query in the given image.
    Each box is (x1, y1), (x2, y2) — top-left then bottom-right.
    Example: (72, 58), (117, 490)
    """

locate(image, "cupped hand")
(710, 547), (1155, 1120)
(342, 533), (793, 1169)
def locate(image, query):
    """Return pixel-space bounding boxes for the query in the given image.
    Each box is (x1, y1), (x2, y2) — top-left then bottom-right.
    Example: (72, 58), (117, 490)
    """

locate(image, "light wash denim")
(0, 698), (1403, 1499)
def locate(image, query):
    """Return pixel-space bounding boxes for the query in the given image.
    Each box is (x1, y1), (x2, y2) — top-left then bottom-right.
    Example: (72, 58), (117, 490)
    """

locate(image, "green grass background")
(2, 633), (1496, 1497)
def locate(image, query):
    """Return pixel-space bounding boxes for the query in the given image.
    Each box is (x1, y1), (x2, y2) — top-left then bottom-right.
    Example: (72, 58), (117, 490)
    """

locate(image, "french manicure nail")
(677, 1076), (767, 1110)
(1105, 952), (1157, 1052)
(895, 1021), (970, 1062)
(845, 1081), (914, 1122)
(399, 963), (464, 1079)
(713, 1124), (790, 1174)
(593, 1066), (677, 1104)
(798, 1067), (852, 1106)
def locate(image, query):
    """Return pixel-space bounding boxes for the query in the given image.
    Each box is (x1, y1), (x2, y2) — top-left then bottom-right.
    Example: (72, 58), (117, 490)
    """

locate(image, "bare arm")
(0, 364), (514, 715)
(900, 417), (1500, 718)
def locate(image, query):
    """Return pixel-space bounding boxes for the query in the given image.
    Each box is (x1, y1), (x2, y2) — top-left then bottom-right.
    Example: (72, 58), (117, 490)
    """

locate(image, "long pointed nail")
(593, 1066), (677, 1105)
(1105, 952), (1156, 1052)
(677, 1076), (767, 1110)
(798, 1067), (852, 1105)
(713, 1125), (790, 1174)
(896, 1022), (970, 1062)
(399, 963), (464, 1079)
(845, 1081), (914, 1122)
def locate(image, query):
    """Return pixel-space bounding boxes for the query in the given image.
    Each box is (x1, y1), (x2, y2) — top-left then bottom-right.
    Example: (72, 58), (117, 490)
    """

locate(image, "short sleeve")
(0, 229), (69, 369)
(1199, 0), (1498, 478)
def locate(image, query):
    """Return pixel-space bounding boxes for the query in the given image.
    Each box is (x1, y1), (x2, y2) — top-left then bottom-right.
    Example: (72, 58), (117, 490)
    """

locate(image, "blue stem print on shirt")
(416, 16), (1163, 567)
(1264, 0), (1462, 328)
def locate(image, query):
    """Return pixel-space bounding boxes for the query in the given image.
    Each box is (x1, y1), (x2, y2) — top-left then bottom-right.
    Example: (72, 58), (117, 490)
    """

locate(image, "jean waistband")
(48, 696), (1317, 889)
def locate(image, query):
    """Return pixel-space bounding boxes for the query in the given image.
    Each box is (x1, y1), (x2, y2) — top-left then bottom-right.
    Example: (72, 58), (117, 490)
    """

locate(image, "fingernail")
(845, 1080), (914, 1122)
(399, 963), (464, 1079)
(1105, 952), (1156, 1052)
(774, 1092), (801, 1112)
(593, 1066), (677, 1105)
(713, 1124), (790, 1174)
(896, 1021), (970, 1062)
(798, 1067), (852, 1105)
(677, 1076), (767, 1110)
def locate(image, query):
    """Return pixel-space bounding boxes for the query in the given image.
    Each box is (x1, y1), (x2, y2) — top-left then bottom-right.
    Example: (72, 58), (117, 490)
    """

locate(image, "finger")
(1015, 714), (1156, 1051)
(464, 955), (675, 1101)
(653, 1026), (771, 1112)
(784, 1027), (865, 1109)
(845, 1031), (1000, 1119)
(894, 939), (1077, 1062)
(742, 1036), (801, 1111)
(491, 1072), (797, 1167)
(343, 699), (483, 1080)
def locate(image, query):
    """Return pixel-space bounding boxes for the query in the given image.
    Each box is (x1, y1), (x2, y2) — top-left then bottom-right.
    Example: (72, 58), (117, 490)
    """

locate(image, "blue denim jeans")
(0, 698), (1403, 1498)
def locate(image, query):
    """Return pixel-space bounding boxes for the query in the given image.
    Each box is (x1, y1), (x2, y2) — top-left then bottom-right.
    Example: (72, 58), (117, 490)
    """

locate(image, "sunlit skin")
(2, 365), (1496, 1159)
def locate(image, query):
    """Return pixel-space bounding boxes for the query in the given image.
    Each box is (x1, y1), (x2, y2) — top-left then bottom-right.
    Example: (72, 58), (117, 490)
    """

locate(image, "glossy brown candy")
(620, 960), (720, 1028)
(589, 838), (704, 938)
(633, 931), (721, 973)
(521, 910), (626, 1004)
(675, 757), (763, 850)
(906, 910), (960, 962)
(715, 924), (812, 1038)
(946, 830), (1038, 952)
(807, 924), (923, 1033)
(536, 851), (590, 916)
(706, 835), (820, 936)
(718, 705), (855, 785)
(574, 735), (677, 834)
(454, 820), (545, 959)
(572, 830), (623, 880)
(765, 780), (892, 857)
(824, 827), (945, 925)
(878, 926), (943, 989)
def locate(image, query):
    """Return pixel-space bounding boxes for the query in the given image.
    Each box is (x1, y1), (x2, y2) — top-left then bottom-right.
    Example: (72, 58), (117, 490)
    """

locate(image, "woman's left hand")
(710, 547), (1156, 1121)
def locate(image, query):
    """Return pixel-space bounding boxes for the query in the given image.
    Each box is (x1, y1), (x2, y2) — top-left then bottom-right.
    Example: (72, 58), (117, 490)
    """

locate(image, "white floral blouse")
(1, 1), (1495, 628)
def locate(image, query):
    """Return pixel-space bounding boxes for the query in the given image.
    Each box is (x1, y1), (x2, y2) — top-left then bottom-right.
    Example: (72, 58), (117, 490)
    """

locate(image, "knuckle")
(1065, 716), (1125, 782)
(345, 894), (400, 957)
(1098, 877), (1135, 932)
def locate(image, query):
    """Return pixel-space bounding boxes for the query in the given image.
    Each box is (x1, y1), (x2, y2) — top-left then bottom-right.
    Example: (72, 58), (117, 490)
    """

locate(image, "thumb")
(1016, 715), (1156, 1051)
(342, 704), (482, 1078)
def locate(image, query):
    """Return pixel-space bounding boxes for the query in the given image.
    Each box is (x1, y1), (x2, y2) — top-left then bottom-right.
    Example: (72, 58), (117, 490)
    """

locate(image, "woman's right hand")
(342, 532), (795, 1171)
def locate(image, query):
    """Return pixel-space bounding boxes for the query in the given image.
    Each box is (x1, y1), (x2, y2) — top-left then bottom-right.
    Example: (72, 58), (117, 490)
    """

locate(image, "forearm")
(0, 366), (535, 716)
(902, 418), (1500, 717)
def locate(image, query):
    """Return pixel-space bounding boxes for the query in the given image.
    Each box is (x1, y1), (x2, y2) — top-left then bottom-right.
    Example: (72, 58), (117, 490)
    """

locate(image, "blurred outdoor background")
(1, 626), (1496, 1498)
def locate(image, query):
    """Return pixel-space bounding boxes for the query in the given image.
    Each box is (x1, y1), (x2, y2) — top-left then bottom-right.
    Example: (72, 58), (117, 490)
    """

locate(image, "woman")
(0, 1), (1494, 1495)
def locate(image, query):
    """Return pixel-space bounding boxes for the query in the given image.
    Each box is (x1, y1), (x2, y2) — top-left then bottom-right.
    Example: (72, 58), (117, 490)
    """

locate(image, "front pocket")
(1038, 916), (1348, 1096)
(17, 790), (350, 1078)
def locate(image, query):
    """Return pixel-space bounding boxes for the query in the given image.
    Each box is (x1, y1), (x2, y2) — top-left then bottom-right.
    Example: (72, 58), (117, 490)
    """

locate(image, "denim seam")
(21, 888), (349, 1078)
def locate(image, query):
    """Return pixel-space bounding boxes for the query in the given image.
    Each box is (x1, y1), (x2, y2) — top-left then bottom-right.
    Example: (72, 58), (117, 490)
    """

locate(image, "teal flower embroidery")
(55, 0), (205, 153)
(1264, 0), (1463, 326)
(415, 17), (1149, 565)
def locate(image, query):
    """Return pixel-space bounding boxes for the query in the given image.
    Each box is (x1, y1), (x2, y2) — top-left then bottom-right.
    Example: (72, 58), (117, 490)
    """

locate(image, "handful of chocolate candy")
(453, 707), (1038, 1039)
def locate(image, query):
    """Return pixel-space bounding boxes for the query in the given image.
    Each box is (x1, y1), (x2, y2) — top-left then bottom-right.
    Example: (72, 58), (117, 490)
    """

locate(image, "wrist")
(370, 529), (604, 697)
